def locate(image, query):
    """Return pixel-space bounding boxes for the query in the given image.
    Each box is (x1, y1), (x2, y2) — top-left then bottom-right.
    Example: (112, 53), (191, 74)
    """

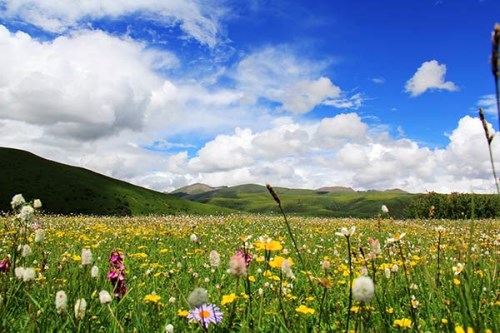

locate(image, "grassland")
(1, 195), (499, 332)
(0, 147), (233, 216)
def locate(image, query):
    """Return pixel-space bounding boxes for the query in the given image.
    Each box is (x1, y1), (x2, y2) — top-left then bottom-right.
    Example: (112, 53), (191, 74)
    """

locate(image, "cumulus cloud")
(314, 113), (368, 148)
(405, 60), (458, 97)
(0, 26), (166, 140)
(0, 0), (224, 46)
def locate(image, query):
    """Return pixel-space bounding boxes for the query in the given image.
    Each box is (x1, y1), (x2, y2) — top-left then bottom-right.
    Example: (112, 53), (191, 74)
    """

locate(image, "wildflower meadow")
(1, 193), (499, 332)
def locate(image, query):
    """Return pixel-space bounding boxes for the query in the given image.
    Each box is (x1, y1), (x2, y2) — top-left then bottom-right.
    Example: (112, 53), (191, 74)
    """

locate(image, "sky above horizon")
(1, 0), (500, 193)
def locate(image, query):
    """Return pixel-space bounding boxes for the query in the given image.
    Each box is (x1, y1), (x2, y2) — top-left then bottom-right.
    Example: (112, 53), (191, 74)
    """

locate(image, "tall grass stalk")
(491, 24), (500, 130)
(479, 108), (499, 194)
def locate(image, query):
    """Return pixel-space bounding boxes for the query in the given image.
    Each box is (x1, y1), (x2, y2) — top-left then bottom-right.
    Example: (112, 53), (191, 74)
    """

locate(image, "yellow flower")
(130, 252), (148, 259)
(221, 293), (237, 306)
(255, 239), (283, 251)
(455, 326), (465, 333)
(178, 309), (189, 317)
(72, 255), (81, 261)
(441, 318), (449, 324)
(386, 307), (394, 314)
(248, 276), (256, 282)
(393, 318), (412, 328)
(143, 294), (161, 304)
(453, 278), (461, 286)
(269, 256), (294, 269)
(295, 305), (315, 315)
(350, 306), (360, 313)
(159, 248), (169, 254)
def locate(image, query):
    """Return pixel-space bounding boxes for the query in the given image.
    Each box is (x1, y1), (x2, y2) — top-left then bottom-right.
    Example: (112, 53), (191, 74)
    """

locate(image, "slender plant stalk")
(398, 241), (418, 331)
(479, 108), (499, 194)
(345, 236), (353, 333)
(266, 184), (317, 296)
(491, 24), (500, 130)
(436, 229), (442, 287)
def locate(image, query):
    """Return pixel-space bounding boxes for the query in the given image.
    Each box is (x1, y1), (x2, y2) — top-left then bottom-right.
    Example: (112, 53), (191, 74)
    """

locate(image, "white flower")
(384, 267), (391, 279)
(386, 233), (406, 244)
(452, 263), (464, 275)
(209, 250), (220, 267)
(281, 259), (295, 279)
(21, 244), (32, 257)
(81, 249), (93, 266)
(74, 299), (87, 320)
(168, 297), (176, 303)
(11, 194), (25, 209)
(33, 199), (42, 209)
(15, 267), (24, 279)
(91, 265), (99, 278)
(34, 229), (45, 243)
(22, 267), (36, 282)
(165, 324), (174, 333)
(19, 205), (35, 222)
(352, 276), (375, 303)
(99, 290), (112, 304)
(335, 226), (356, 238)
(190, 233), (200, 243)
(381, 205), (389, 214)
(55, 290), (68, 314)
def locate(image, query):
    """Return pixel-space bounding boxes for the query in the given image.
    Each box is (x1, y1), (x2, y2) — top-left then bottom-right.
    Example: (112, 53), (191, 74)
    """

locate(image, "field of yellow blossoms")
(1, 194), (499, 332)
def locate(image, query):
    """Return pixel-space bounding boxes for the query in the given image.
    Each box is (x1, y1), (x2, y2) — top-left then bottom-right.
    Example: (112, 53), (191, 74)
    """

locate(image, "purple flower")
(236, 248), (252, 267)
(108, 250), (126, 300)
(187, 304), (223, 328)
(0, 256), (10, 274)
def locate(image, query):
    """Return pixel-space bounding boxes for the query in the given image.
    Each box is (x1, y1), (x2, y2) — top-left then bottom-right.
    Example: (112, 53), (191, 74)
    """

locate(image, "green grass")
(0, 147), (234, 216)
(175, 184), (416, 218)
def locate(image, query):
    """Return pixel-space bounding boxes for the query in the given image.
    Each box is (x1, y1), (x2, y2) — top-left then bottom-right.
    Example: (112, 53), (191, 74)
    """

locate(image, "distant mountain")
(172, 183), (227, 196)
(172, 183), (417, 218)
(0, 147), (234, 216)
(316, 186), (355, 193)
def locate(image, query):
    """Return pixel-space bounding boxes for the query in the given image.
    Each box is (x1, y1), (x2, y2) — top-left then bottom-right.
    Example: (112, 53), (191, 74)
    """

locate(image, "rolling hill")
(0, 147), (234, 216)
(173, 183), (417, 218)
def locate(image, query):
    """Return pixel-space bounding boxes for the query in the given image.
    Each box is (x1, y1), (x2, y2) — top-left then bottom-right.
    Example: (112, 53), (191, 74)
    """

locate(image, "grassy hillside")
(0, 147), (234, 216)
(174, 184), (417, 218)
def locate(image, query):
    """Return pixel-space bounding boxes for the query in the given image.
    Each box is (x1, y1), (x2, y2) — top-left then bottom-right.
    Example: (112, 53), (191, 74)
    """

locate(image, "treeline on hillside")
(404, 192), (500, 219)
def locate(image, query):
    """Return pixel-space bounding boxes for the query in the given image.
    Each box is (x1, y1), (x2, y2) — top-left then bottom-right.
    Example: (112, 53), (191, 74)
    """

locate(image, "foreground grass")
(0, 212), (499, 332)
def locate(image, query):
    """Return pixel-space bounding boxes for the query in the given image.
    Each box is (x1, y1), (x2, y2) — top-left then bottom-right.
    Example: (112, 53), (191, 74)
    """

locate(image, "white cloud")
(234, 47), (353, 114)
(371, 77), (385, 84)
(477, 94), (498, 115)
(0, 26), (166, 140)
(281, 77), (341, 114)
(0, 0), (224, 46)
(314, 113), (368, 148)
(405, 60), (458, 97)
(323, 93), (363, 109)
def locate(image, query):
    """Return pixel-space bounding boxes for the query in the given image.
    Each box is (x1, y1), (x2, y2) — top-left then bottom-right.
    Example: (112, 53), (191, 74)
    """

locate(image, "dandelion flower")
(55, 290), (68, 314)
(281, 259), (295, 279)
(393, 318), (412, 328)
(187, 288), (208, 308)
(221, 293), (237, 306)
(352, 276), (375, 302)
(99, 290), (112, 304)
(295, 304), (315, 315)
(74, 299), (87, 320)
(81, 249), (93, 266)
(144, 293), (162, 304)
(187, 304), (223, 329)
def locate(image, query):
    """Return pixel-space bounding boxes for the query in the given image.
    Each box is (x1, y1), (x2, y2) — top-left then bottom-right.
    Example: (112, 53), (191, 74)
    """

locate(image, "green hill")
(173, 183), (417, 218)
(0, 147), (234, 216)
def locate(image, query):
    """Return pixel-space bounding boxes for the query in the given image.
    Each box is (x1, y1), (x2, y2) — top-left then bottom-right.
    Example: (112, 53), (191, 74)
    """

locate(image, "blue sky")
(0, 0), (499, 193)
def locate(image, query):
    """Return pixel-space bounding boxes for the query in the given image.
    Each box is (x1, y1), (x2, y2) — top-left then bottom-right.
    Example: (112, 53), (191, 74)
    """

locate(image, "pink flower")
(229, 254), (247, 277)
